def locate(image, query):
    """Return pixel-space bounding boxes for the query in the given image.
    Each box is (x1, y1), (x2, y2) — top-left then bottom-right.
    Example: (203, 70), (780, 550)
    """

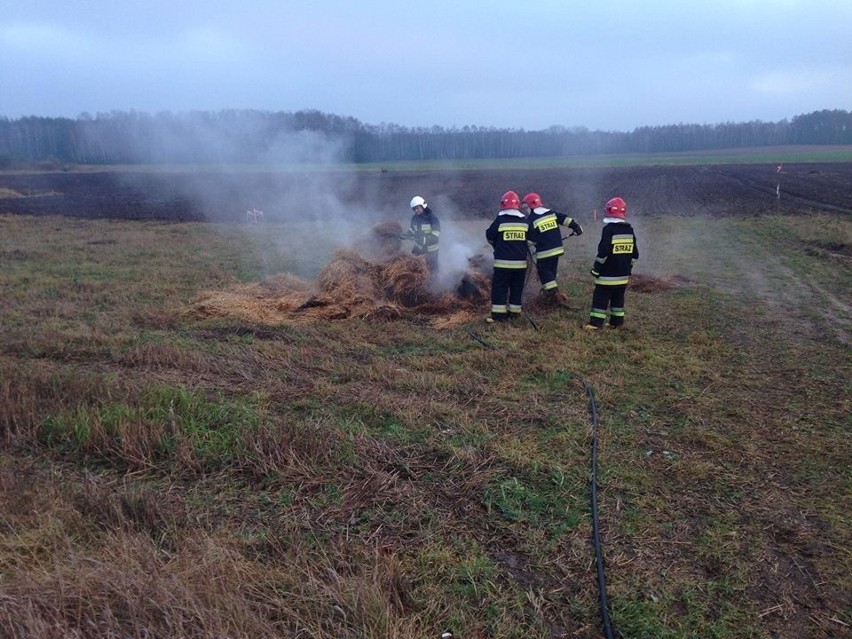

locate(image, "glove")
(412, 245), (424, 256)
(573, 224), (583, 236)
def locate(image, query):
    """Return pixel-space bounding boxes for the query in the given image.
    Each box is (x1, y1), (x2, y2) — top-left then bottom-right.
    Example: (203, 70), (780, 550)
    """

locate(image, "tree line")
(0, 108), (850, 167)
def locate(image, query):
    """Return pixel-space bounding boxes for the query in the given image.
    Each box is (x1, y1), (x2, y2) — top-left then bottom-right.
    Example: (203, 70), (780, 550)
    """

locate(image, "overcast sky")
(2, 1), (850, 132)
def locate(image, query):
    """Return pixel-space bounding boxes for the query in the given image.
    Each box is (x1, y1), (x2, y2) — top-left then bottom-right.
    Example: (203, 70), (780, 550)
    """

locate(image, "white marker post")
(775, 164), (782, 211)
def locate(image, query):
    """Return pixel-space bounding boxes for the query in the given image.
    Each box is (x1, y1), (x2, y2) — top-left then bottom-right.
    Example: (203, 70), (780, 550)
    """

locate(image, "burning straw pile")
(186, 220), (490, 328)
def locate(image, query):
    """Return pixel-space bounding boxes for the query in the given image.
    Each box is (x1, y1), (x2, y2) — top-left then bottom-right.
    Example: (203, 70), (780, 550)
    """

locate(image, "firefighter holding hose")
(401, 195), (440, 273)
(520, 192), (583, 305)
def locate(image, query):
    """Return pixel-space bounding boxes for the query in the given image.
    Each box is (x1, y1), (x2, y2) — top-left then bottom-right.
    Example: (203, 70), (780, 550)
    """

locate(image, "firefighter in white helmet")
(401, 195), (440, 272)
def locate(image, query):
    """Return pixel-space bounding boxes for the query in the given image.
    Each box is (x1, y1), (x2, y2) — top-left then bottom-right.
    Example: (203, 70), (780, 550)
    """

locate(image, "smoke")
(97, 115), (347, 268)
(434, 233), (478, 290)
(261, 129), (350, 167)
(421, 193), (491, 293)
(104, 115), (489, 294)
(91, 116), (538, 300)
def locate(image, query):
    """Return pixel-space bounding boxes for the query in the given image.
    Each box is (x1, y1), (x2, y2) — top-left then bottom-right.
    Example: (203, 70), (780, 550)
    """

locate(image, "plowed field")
(1, 162), (851, 221)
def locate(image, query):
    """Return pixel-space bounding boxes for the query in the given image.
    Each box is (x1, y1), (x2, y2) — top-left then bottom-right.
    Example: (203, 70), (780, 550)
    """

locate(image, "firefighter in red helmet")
(520, 192), (583, 305)
(485, 191), (530, 322)
(585, 196), (639, 330)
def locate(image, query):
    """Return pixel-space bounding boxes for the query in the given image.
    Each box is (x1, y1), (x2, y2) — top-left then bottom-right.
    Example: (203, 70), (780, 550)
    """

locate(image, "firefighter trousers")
(425, 251), (439, 273)
(588, 284), (627, 328)
(535, 255), (560, 291)
(491, 268), (526, 320)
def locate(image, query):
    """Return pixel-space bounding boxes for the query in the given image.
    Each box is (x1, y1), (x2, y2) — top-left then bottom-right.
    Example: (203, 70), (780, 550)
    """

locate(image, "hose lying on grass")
(466, 337), (616, 638)
(570, 372), (615, 639)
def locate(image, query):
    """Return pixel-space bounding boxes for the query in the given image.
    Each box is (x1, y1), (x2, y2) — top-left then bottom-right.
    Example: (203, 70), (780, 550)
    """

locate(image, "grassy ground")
(360, 145), (852, 171)
(4, 145), (852, 175)
(0, 210), (849, 638)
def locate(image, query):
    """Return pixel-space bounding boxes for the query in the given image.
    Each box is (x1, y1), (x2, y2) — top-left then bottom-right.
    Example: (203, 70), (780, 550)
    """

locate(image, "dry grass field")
(1, 160), (850, 638)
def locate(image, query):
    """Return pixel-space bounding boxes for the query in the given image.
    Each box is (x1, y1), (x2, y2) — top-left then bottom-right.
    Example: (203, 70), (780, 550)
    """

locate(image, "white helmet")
(410, 195), (427, 209)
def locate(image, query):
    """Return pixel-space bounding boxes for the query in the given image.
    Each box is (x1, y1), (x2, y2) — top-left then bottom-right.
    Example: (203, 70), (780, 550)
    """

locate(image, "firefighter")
(485, 191), (530, 322)
(585, 196), (639, 330)
(520, 192), (583, 304)
(401, 195), (440, 272)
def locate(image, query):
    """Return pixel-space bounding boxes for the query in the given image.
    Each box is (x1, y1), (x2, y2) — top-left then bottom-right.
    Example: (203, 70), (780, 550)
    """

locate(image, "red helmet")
(605, 196), (627, 219)
(522, 192), (542, 208)
(501, 190), (520, 210)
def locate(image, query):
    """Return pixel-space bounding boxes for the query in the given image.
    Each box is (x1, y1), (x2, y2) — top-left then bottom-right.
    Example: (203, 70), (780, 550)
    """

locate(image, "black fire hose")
(466, 330), (497, 349)
(524, 311), (539, 331)
(571, 372), (616, 639)
(521, 246), (541, 331)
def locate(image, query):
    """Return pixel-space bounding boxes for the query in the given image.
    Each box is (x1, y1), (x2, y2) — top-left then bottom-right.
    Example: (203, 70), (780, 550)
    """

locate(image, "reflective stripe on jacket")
(405, 207), (441, 252)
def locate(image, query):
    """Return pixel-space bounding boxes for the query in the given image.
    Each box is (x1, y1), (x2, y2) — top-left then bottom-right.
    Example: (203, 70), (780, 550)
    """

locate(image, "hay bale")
(353, 220), (404, 262)
(183, 241), (494, 329)
(380, 255), (433, 306)
(317, 250), (380, 298)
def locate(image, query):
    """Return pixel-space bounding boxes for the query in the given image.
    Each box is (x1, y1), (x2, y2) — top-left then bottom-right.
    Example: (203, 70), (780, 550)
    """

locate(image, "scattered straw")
(630, 273), (691, 293)
(185, 220), (491, 328)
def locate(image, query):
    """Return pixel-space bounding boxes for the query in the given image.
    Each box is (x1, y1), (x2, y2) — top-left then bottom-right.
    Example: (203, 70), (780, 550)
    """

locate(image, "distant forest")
(1, 108), (850, 167)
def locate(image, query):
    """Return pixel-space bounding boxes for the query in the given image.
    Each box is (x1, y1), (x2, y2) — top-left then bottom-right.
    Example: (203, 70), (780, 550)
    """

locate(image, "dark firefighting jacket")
(486, 210), (530, 269)
(527, 207), (583, 259)
(402, 207), (440, 255)
(590, 219), (639, 285)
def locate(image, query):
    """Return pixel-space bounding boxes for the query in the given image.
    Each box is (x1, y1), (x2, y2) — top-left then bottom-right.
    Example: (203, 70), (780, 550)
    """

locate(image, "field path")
(640, 216), (851, 345)
(738, 251), (849, 344)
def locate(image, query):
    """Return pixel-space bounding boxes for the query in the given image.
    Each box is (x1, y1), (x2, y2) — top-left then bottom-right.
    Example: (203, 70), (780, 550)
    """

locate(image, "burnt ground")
(1, 162), (851, 222)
